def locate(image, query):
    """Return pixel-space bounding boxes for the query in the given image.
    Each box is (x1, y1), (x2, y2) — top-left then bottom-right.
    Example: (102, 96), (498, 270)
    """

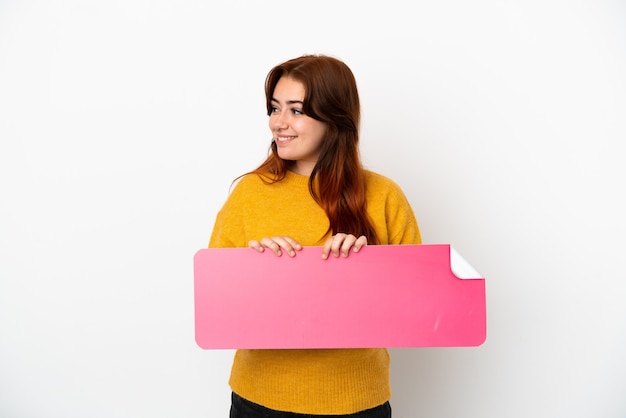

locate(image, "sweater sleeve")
(208, 181), (248, 249)
(365, 171), (421, 246)
(385, 181), (422, 245)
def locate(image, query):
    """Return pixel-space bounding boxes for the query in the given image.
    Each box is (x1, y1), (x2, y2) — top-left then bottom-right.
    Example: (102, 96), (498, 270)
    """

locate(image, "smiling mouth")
(276, 136), (296, 143)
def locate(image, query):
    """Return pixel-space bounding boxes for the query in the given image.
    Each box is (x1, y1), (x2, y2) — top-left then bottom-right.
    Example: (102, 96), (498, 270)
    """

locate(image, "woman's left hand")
(322, 233), (367, 260)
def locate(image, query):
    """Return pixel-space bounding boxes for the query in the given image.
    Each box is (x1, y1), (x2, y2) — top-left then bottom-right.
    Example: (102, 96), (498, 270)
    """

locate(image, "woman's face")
(269, 76), (327, 176)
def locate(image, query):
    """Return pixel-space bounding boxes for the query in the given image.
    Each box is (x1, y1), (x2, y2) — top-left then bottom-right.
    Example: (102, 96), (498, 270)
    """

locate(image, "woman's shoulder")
(231, 173), (260, 186)
(220, 174), (266, 206)
(230, 172), (273, 191)
(363, 170), (405, 193)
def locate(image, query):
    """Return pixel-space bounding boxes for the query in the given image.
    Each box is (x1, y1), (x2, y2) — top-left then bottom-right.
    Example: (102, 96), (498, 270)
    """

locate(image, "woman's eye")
(292, 108), (303, 115)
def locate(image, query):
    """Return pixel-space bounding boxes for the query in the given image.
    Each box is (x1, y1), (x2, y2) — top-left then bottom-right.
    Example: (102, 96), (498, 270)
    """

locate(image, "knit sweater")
(208, 169), (421, 414)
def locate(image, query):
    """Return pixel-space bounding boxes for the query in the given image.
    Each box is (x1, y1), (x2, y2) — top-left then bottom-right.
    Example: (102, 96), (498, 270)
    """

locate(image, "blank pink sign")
(194, 244), (486, 349)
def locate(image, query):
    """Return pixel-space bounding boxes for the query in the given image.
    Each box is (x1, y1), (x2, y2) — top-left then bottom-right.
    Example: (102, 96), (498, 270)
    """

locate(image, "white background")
(1, 1), (625, 417)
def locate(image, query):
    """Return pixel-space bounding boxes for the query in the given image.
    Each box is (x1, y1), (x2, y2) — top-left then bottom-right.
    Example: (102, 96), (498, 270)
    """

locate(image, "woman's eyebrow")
(271, 97), (304, 105)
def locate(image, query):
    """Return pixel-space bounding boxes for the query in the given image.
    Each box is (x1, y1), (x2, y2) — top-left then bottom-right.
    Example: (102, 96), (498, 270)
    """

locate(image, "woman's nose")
(271, 111), (288, 130)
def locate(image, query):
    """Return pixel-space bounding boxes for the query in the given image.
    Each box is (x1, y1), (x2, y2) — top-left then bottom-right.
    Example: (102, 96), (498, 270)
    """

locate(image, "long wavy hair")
(245, 54), (379, 244)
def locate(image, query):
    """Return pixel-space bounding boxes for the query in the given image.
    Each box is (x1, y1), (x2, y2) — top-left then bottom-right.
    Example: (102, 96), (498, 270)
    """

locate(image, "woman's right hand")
(248, 236), (303, 257)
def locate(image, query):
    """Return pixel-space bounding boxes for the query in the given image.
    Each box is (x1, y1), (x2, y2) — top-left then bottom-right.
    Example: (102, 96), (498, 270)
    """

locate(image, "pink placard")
(194, 244), (486, 349)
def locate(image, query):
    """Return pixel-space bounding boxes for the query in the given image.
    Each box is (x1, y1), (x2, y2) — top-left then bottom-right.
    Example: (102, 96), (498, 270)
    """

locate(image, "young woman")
(209, 54), (421, 417)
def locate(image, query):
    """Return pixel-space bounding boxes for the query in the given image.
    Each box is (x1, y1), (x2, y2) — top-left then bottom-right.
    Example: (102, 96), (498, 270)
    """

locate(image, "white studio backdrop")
(1, 1), (625, 417)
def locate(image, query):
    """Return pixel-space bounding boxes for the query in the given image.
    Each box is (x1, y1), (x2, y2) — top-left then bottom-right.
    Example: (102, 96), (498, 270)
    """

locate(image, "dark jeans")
(230, 392), (391, 418)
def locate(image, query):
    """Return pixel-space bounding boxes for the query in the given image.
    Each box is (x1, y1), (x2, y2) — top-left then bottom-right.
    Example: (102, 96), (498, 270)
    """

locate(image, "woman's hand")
(322, 233), (367, 260)
(248, 236), (302, 257)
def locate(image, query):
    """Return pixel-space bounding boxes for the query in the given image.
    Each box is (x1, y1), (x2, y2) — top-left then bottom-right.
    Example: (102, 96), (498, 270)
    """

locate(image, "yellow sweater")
(209, 170), (421, 414)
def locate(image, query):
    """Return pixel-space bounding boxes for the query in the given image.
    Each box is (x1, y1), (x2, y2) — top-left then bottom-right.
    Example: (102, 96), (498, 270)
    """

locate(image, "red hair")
(247, 54), (379, 244)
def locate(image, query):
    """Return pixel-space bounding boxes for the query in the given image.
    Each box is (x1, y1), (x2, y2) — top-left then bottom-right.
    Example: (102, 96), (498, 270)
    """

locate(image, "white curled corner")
(450, 246), (482, 279)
